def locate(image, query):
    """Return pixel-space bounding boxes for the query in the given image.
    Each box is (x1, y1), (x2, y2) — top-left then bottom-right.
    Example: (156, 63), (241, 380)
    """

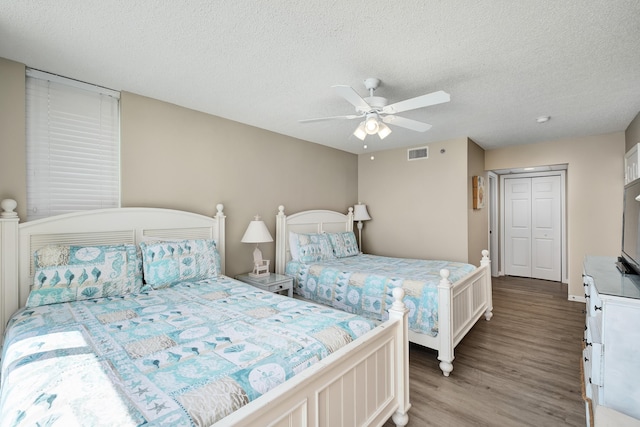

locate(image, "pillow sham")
(289, 231), (301, 261)
(327, 231), (360, 258)
(26, 243), (143, 308)
(290, 232), (335, 263)
(140, 239), (220, 289)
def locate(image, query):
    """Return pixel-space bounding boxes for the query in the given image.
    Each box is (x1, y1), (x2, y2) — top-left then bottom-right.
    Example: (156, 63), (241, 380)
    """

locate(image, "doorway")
(488, 172), (499, 277)
(500, 170), (566, 282)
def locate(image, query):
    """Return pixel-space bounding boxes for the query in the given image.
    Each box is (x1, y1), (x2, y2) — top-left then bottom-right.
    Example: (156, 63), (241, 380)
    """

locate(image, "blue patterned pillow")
(26, 244), (143, 307)
(293, 233), (335, 263)
(327, 231), (360, 258)
(140, 239), (220, 289)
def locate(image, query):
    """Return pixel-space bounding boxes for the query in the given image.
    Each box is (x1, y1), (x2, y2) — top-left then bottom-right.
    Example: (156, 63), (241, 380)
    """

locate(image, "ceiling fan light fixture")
(364, 114), (379, 135)
(354, 122), (367, 140)
(377, 122), (392, 139)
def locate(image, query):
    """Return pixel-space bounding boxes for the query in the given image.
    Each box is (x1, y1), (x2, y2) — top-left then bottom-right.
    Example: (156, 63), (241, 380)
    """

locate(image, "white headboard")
(275, 205), (353, 275)
(0, 202), (225, 345)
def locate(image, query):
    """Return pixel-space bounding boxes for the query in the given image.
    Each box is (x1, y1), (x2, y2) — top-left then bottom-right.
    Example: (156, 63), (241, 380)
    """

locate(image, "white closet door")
(505, 175), (562, 281)
(531, 176), (562, 281)
(505, 178), (532, 277)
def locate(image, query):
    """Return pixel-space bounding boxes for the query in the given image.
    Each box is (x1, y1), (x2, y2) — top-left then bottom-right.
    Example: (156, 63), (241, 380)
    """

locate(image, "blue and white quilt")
(0, 277), (377, 426)
(285, 254), (476, 337)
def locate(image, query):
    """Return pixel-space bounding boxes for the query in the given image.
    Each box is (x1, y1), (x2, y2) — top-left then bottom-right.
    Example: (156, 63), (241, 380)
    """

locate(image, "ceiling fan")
(299, 78), (450, 141)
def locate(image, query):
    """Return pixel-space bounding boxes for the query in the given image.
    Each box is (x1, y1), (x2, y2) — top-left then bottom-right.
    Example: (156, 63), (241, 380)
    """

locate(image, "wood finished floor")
(384, 275), (586, 427)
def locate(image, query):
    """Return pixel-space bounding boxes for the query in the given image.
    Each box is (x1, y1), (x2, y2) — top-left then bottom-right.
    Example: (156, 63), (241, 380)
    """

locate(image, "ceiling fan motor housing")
(363, 77), (381, 91)
(361, 96), (387, 111)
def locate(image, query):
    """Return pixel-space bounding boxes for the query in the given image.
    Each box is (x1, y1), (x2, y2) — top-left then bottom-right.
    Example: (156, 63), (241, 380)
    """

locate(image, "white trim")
(488, 171), (499, 277)
(26, 68), (120, 98)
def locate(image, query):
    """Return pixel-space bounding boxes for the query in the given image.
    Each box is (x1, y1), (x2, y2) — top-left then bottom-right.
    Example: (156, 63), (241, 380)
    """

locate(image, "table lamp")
(241, 215), (273, 277)
(353, 203), (371, 253)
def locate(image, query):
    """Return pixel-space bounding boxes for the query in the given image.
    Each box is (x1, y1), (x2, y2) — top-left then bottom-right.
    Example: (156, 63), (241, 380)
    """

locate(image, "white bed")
(275, 205), (493, 377)
(0, 200), (410, 427)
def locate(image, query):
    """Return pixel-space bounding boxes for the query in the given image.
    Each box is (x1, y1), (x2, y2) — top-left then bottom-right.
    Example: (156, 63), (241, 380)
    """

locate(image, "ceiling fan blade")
(382, 115), (432, 132)
(382, 90), (450, 114)
(299, 114), (363, 123)
(332, 85), (372, 112)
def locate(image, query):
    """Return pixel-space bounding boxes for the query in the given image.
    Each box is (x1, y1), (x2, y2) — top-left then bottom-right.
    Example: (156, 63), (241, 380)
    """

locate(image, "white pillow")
(289, 231), (300, 261)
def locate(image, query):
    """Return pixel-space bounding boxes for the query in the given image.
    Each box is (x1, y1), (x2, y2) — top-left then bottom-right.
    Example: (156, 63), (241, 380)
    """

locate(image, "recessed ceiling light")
(536, 116), (551, 123)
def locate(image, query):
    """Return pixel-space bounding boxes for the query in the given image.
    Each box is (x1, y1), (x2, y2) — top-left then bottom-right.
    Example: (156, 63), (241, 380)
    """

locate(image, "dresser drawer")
(267, 282), (289, 293)
(583, 346), (593, 399)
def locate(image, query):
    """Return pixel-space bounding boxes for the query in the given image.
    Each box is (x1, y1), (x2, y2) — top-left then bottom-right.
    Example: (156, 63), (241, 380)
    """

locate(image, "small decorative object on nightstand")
(235, 273), (293, 298)
(241, 215), (273, 278)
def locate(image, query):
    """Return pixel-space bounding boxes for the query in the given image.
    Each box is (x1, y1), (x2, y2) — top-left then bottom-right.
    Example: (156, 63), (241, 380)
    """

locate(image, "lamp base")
(250, 259), (270, 277)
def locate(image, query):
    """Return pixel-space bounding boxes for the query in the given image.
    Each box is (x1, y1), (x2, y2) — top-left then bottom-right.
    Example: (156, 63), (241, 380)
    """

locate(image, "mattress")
(0, 276), (377, 426)
(285, 254), (476, 336)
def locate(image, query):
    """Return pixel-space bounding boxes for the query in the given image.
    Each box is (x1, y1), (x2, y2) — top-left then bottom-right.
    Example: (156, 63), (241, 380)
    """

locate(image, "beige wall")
(467, 139), (488, 265)
(0, 58), (26, 220)
(2, 55), (632, 293)
(485, 132), (625, 299)
(0, 59), (358, 277)
(626, 111), (640, 151)
(357, 138), (472, 263)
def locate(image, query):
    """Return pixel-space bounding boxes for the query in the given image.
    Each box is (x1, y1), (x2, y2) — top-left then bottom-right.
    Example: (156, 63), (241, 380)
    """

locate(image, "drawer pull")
(594, 305), (602, 311)
(584, 356), (589, 362)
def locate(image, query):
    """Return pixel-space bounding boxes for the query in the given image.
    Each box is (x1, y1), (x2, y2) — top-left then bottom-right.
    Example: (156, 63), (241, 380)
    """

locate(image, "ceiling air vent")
(407, 146), (428, 161)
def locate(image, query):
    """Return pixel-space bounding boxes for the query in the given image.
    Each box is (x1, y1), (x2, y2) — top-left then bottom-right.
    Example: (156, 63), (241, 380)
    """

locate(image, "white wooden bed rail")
(275, 205), (493, 377)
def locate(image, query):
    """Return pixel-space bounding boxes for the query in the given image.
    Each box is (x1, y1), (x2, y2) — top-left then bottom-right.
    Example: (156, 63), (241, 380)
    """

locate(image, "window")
(26, 69), (120, 221)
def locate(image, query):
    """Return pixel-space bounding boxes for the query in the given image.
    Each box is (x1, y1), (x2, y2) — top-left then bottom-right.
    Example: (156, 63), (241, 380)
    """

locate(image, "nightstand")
(235, 272), (293, 297)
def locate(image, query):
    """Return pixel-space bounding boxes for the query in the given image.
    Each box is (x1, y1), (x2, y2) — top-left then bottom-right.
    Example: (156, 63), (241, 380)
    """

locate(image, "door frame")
(499, 170), (567, 283)
(488, 171), (499, 277)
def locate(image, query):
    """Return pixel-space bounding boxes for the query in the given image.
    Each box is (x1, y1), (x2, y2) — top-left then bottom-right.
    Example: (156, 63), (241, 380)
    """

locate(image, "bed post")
(481, 249), (493, 321)
(388, 287), (411, 426)
(0, 199), (20, 347)
(437, 268), (455, 376)
(346, 206), (354, 232)
(275, 205), (287, 275)
(214, 204), (226, 275)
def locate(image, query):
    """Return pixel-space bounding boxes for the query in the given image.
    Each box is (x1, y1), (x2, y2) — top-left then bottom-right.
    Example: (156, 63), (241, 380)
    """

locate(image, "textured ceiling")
(1, 1), (639, 154)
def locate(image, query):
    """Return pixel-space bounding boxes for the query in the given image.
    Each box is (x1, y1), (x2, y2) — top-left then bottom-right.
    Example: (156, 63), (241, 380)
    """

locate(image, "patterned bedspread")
(285, 254), (476, 337)
(0, 276), (376, 426)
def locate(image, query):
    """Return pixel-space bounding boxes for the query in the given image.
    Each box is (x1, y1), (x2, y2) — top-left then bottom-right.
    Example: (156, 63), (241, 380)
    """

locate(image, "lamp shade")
(241, 216), (273, 243)
(377, 122), (392, 139)
(353, 204), (371, 221)
(353, 122), (367, 140)
(365, 114), (379, 135)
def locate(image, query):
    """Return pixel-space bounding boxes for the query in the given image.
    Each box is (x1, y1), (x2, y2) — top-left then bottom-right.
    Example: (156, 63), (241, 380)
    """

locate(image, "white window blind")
(26, 69), (120, 221)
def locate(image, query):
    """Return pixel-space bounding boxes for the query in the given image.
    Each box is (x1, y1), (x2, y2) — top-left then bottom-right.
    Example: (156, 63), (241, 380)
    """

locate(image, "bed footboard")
(216, 288), (411, 427)
(435, 250), (493, 376)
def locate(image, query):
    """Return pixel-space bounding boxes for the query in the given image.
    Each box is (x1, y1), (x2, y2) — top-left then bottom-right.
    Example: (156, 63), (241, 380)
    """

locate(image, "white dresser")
(582, 256), (640, 426)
